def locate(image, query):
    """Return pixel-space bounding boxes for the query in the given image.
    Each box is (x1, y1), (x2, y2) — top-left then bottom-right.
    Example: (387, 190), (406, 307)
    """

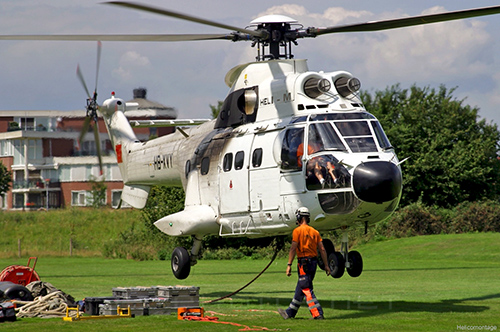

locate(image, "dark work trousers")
(285, 257), (324, 318)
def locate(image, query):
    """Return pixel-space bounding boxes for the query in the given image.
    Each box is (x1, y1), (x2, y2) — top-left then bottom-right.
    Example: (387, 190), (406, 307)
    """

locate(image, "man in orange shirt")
(278, 207), (331, 320)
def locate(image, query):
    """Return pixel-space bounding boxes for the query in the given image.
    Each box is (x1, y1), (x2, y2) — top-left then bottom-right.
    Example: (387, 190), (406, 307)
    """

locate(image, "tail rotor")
(76, 41), (104, 175)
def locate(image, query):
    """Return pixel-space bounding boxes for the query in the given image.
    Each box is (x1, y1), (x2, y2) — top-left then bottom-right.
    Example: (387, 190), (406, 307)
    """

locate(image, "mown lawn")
(1, 232), (499, 331)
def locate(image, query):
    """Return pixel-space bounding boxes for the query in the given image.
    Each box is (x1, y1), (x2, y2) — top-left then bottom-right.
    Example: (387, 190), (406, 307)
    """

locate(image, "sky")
(1, 0), (500, 126)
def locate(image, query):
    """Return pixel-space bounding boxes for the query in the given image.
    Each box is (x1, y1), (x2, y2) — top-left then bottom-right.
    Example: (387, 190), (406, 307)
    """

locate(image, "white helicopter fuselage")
(99, 58), (403, 240)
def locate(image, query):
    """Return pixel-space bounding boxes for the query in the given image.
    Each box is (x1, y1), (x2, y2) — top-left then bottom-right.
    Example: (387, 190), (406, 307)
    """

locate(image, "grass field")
(1, 232), (499, 331)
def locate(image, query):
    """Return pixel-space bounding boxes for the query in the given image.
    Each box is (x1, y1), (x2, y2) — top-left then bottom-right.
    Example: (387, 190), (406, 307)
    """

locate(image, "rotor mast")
(249, 15), (300, 61)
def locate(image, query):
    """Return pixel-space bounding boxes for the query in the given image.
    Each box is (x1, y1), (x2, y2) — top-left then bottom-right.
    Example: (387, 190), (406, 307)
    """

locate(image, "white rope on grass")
(13, 291), (79, 318)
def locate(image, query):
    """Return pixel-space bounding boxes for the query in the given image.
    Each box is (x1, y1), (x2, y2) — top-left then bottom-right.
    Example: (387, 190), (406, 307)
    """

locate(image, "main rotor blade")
(105, 1), (265, 39)
(79, 116), (92, 146)
(0, 33), (236, 42)
(95, 41), (102, 94)
(309, 5), (500, 36)
(93, 123), (103, 175)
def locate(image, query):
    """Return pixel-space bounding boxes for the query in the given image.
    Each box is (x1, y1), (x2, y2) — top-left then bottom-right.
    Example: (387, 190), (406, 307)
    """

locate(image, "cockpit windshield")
(334, 121), (377, 153)
(308, 123), (346, 152)
(280, 113), (393, 172)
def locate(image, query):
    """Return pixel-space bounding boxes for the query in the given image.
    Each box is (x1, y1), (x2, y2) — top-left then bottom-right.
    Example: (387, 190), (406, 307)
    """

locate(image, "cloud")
(361, 7), (492, 84)
(252, 6), (495, 96)
(112, 51), (151, 82)
(255, 4), (373, 26)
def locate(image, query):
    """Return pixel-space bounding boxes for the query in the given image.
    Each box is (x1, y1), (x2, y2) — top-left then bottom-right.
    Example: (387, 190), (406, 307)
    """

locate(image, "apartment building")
(0, 88), (176, 210)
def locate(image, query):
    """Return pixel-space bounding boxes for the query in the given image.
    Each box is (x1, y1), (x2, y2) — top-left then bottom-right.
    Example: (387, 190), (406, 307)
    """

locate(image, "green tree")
(0, 161), (11, 196)
(361, 84), (500, 208)
(88, 176), (107, 208)
(142, 186), (185, 233)
(209, 101), (223, 119)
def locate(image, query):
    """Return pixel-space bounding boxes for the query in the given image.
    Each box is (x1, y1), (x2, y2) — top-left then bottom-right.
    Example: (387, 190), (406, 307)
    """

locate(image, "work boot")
(277, 308), (289, 320)
(314, 315), (325, 320)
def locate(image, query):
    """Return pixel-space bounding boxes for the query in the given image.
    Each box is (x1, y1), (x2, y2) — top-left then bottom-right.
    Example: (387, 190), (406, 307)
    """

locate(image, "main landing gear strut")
(319, 229), (363, 278)
(171, 236), (202, 280)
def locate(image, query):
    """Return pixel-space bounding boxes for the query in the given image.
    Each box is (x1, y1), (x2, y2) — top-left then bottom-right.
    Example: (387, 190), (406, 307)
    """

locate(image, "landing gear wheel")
(329, 252), (345, 278)
(318, 239), (335, 271)
(171, 247), (191, 280)
(346, 250), (363, 278)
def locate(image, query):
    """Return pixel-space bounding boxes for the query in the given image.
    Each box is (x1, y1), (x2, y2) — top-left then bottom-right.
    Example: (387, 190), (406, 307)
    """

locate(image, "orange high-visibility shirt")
(292, 223), (322, 258)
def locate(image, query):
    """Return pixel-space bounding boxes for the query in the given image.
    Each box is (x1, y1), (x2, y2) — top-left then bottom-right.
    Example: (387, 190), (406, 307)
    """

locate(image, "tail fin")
(99, 92), (150, 209)
(99, 92), (139, 147)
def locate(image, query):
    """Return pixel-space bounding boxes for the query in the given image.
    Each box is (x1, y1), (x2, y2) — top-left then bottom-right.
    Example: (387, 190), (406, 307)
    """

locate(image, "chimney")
(133, 88), (147, 99)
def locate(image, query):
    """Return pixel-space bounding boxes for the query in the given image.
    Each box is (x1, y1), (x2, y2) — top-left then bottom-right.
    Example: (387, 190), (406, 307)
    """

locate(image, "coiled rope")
(14, 291), (78, 318)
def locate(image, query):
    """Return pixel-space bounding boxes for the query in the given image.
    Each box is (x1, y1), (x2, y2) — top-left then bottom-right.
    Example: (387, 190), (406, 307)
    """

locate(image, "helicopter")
(2, 2), (500, 280)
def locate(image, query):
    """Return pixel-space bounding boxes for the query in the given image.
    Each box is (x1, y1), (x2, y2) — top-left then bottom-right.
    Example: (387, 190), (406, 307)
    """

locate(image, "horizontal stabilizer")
(130, 119), (211, 128)
(121, 184), (151, 209)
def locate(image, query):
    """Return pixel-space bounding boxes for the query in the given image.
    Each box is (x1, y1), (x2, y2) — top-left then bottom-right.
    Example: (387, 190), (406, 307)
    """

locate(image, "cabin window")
(185, 160), (191, 179)
(223, 153), (233, 172)
(201, 157), (210, 175)
(252, 148), (263, 168)
(235, 151), (245, 170)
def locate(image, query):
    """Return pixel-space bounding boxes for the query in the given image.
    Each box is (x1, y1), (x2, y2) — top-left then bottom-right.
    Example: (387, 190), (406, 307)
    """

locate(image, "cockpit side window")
(280, 128), (304, 171)
(372, 121), (393, 150)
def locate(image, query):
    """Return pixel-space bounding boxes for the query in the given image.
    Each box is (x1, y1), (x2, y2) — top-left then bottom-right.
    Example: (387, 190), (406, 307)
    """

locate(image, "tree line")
(361, 84), (500, 208)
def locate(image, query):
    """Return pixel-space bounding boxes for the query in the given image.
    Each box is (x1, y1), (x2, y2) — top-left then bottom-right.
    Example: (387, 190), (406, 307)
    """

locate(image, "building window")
(112, 190), (130, 209)
(60, 166), (70, 181)
(13, 140), (24, 165)
(41, 169), (58, 182)
(19, 117), (35, 131)
(71, 191), (89, 206)
(13, 193), (25, 209)
(0, 140), (12, 156)
(28, 139), (43, 160)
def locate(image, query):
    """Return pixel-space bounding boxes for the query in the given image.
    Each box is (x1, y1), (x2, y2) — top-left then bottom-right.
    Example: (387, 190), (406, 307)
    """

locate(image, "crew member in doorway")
(278, 207), (330, 320)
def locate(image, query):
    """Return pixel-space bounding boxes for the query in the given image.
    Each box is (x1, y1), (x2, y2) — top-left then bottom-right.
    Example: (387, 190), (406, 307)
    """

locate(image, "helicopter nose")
(352, 161), (402, 203)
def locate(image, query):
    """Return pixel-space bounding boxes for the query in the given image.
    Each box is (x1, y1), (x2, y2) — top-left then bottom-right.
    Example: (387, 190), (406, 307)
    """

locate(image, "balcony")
(12, 179), (61, 191)
(12, 191), (61, 210)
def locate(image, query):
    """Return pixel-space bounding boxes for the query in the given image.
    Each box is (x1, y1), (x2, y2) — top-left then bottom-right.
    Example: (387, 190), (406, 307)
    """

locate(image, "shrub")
(376, 203), (447, 238)
(451, 200), (500, 233)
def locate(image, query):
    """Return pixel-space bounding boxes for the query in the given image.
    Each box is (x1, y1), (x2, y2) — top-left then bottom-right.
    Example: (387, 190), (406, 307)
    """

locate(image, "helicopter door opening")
(219, 135), (254, 215)
(249, 132), (280, 217)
